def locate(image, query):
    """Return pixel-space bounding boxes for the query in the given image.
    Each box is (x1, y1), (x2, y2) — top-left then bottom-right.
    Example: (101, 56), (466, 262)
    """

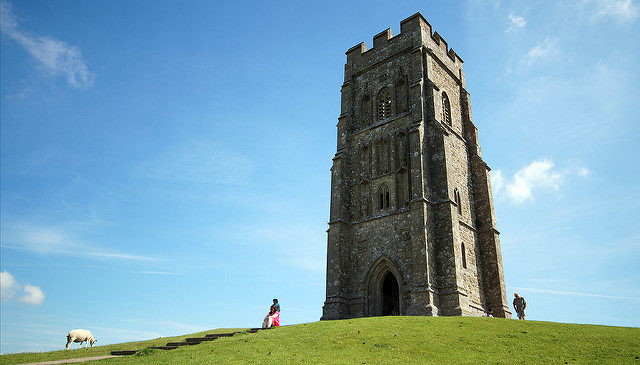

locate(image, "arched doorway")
(381, 271), (399, 316)
(364, 256), (404, 317)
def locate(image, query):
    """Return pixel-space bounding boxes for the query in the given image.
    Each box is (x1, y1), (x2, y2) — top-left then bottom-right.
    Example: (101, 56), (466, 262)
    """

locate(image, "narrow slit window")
(379, 184), (390, 211)
(454, 188), (462, 215)
(442, 92), (452, 126)
(377, 88), (393, 120)
(461, 243), (467, 269)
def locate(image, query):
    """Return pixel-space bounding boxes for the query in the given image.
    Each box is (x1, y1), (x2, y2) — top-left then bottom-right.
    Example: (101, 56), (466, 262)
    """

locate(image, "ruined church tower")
(322, 13), (511, 319)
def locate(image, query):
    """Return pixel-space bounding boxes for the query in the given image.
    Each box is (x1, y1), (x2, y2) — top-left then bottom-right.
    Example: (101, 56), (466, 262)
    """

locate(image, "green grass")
(2, 317), (639, 364)
(0, 328), (243, 365)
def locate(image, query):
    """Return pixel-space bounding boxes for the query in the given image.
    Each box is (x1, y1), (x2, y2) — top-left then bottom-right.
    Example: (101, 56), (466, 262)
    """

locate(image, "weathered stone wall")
(323, 12), (511, 320)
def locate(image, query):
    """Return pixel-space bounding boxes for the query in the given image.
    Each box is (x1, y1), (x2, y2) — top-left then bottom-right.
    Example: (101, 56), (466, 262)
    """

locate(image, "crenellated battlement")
(345, 12), (464, 76)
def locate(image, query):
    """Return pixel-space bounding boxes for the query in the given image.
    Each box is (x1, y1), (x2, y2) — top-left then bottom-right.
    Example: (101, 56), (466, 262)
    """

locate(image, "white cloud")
(1, 271), (20, 301)
(593, 0), (639, 22)
(507, 14), (527, 32)
(490, 169), (504, 195)
(508, 159), (564, 204)
(521, 38), (557, 67)
(1, 271), (45, 305)
(19, 285), (45, 305)
(0, 1), (94, 89)
(492, 158), (590, 204)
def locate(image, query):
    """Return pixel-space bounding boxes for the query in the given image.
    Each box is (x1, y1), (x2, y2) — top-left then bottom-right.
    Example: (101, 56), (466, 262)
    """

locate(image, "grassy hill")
(2, 316), (639, 364)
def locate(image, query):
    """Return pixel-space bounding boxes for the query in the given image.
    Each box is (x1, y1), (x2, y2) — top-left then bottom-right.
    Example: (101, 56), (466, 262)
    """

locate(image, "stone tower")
(322, 13), (511, 319)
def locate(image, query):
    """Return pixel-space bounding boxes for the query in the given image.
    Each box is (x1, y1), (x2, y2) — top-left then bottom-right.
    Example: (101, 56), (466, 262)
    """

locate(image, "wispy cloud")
(0, 342), (61, 349)
(491, 158), (590, 204)
(84, 252), (157, 261)
(514, 287), (640, 301)
(521, 38), (557, 67)
(577, 167), (592, 177)
(138, 141), (254, 185)
(506, 14), (527, 32)
(79, 299), (116, 304)
(130, 271), (186, 275)
(591, 0), (639, 22)
(0, 1), (94, 89)
(1, 222), (157, 262)
(1, 271), (45, 305)
(226, 220), (326, 273)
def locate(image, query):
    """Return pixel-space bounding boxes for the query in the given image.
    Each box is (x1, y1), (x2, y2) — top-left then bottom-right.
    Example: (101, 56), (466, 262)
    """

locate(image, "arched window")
(454, 188), (462, 215)
(461, 243), (467, 269)
(377, 88), (393, 120)
(378, 183), (390, 211)
(442, 92), (452, 126)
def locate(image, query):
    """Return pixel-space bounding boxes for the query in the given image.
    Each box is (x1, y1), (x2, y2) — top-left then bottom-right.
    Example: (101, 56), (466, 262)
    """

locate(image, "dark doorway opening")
(381, 271), (399, 316)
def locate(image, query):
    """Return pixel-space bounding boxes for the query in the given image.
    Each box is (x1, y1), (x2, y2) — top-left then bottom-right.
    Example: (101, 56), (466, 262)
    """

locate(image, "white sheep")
(65, 329), (97, 349)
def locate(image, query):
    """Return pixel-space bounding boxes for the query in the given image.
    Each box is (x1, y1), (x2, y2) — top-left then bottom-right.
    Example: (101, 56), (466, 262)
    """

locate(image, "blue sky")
(1, 0), (639, 354)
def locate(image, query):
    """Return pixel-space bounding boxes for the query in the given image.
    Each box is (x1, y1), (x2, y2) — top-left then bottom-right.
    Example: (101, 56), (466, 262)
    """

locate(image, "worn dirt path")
(18, 355), (120, 365)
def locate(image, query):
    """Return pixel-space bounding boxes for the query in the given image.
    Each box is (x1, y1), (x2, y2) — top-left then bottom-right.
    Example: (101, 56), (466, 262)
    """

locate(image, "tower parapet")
(345, 13), (464, 87)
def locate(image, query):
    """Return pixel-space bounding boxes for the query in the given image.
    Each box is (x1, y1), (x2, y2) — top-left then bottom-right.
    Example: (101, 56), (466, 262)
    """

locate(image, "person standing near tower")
(513, 293), (526, 320)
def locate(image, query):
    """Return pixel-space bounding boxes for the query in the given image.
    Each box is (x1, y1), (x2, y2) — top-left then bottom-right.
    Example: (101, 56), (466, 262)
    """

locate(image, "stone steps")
(205, 332), (237, 338)
(185, 337), (217, 342)
(110, 350), (137, 356)
(110, 329), (263, 356)
(148, 346), (179, 350)
(166, 341), (200, 346)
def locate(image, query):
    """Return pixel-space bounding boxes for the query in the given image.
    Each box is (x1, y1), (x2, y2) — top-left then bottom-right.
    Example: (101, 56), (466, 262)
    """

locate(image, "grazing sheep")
(65, 329), (97, 349)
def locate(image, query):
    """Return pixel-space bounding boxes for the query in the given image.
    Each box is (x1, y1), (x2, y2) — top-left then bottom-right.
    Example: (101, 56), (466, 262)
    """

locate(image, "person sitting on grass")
(270, 299), (281, 327)
(262, 299), (281, 328)
(262, 308), (275, 328)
